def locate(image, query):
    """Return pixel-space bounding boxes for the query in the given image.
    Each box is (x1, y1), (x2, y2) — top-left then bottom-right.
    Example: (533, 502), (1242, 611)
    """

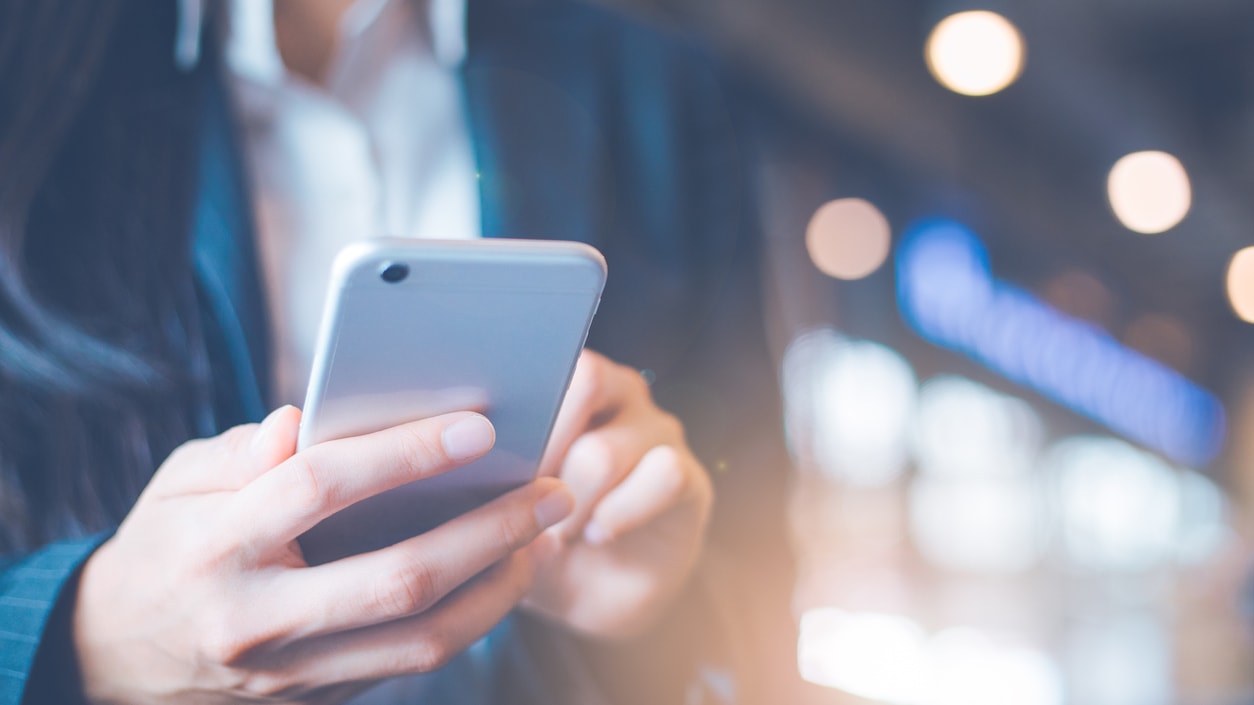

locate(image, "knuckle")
(578, 437), (615, 473)
(659, 437), (681, 459)
(576, 439), (621, 489)
(160, 438), (205, 471)
(218, 424), (255, 454)
(199, 619), (259, 667)
(372, 560), (440, 617)
(283, 455), (325, 514)
(570, 438), (617, 489)
(657, 412), (684, 442)
(408, 634), (453, 673)
(185, 534), (240, 575)
(497, 509), (539, 552)
(398, 425), (446, 475)
(654, 447), (687, 485)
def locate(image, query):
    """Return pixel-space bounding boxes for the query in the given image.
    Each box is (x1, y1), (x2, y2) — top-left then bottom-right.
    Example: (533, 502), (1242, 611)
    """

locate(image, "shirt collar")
(224, 0), (468, 85)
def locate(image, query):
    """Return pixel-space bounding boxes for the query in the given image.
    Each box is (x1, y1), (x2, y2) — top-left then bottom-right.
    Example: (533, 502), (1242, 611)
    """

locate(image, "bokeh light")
(926, 11), (1026, 97)
(897, 219), (1226, 467)
(1176, 469), (1230, 565)
(927, 628), (1063, 705)
(909, 377), (1045, 573)
(1107, 151), (1192, 234)
(782, 329), (917, 486)
(1041, 269), (1114, 326)
(1226, 247), (1254, 323)
(909, 476), (1044, 573)
(913, 376), (1042, 480)
(1064, 615), (1170, 705)
(1047, 437), (1180, 571)
(799, 608), (928, 703)
(799, 609), (1063, 705)
(805, 198), (892, 280)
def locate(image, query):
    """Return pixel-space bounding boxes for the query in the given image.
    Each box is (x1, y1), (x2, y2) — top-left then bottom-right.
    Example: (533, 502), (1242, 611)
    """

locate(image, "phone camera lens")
(380, 263), (409, 284)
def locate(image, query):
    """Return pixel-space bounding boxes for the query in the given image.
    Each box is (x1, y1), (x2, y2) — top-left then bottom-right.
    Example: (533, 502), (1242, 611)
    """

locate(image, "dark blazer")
(0, 2), (794, 703)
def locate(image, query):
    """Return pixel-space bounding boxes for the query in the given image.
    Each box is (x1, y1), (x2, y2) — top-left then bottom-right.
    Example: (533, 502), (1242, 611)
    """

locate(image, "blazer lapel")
(191, 75), (271, 426)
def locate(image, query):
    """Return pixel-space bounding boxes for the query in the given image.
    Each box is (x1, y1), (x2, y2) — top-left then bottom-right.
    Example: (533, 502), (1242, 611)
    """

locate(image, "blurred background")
(593, 1), (1254, 703)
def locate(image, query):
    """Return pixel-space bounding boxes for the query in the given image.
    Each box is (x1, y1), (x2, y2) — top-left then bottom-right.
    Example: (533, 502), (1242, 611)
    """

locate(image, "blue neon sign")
(896, 219), (1226, 466)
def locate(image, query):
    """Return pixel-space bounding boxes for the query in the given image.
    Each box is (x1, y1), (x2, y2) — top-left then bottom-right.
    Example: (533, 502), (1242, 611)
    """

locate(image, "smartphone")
(296, 238), (606, 565)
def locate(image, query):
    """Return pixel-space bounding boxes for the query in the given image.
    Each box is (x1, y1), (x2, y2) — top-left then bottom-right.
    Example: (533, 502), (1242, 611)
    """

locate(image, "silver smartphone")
(296, 238), (606, 565)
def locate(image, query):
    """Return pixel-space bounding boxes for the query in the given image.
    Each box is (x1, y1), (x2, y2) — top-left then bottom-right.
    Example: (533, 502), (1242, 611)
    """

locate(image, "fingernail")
(534, 488), (575, 529)
(442, 415), (495, 461)
(252, 406), (287, 451)
(583, 521), (610, 545)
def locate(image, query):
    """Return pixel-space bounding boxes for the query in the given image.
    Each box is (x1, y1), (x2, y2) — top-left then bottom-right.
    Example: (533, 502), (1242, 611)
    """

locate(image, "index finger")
(226, 412), (496, 549)
(259, 478), (572, 639)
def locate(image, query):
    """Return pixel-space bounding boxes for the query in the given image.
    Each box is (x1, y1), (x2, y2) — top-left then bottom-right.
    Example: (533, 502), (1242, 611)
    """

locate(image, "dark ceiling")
(593, 0), (1254, 394)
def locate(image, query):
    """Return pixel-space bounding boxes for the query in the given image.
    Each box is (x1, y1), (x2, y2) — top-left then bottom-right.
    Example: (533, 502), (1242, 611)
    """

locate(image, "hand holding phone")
(297, 238), (605, 564)
(74, 408), (575, 704)
(524, 351), (714, 640)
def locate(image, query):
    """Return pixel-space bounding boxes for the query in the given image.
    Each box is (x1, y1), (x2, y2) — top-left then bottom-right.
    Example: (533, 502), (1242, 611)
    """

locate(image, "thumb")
(153, 406), (302, 494)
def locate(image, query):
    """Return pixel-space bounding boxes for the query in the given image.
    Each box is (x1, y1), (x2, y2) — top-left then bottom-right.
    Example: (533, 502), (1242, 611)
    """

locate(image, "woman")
(0, 0), (795, 703)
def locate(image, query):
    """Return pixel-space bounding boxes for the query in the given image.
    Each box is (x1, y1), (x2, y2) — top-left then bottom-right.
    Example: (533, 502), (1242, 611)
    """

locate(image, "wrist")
(24, 541), (110, 705)
(71, 539), (127, 705)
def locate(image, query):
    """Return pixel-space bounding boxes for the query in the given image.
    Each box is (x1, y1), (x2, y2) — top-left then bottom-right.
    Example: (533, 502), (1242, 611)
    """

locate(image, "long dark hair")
(0, 0), (213, 551)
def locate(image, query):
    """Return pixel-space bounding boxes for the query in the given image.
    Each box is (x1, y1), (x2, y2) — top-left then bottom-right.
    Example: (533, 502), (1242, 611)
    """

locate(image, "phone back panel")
(297, 239), (605, 564)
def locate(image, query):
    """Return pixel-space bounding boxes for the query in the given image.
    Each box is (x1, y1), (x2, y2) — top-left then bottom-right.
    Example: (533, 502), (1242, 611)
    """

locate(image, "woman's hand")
(74, 406), (574, 705)
(526, 351), (714, 640)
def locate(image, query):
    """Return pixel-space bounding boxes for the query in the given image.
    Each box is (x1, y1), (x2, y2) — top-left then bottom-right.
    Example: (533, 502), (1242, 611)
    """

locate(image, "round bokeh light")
(1107, 151), (1192, 234)
(1226, 247), (1254, 323)
(805, 198), (892, 281)
(926, 11), (1026, 97)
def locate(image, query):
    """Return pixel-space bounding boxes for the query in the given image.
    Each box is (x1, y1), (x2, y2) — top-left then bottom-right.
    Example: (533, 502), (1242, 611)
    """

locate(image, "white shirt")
(225, 0), (480, 407)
